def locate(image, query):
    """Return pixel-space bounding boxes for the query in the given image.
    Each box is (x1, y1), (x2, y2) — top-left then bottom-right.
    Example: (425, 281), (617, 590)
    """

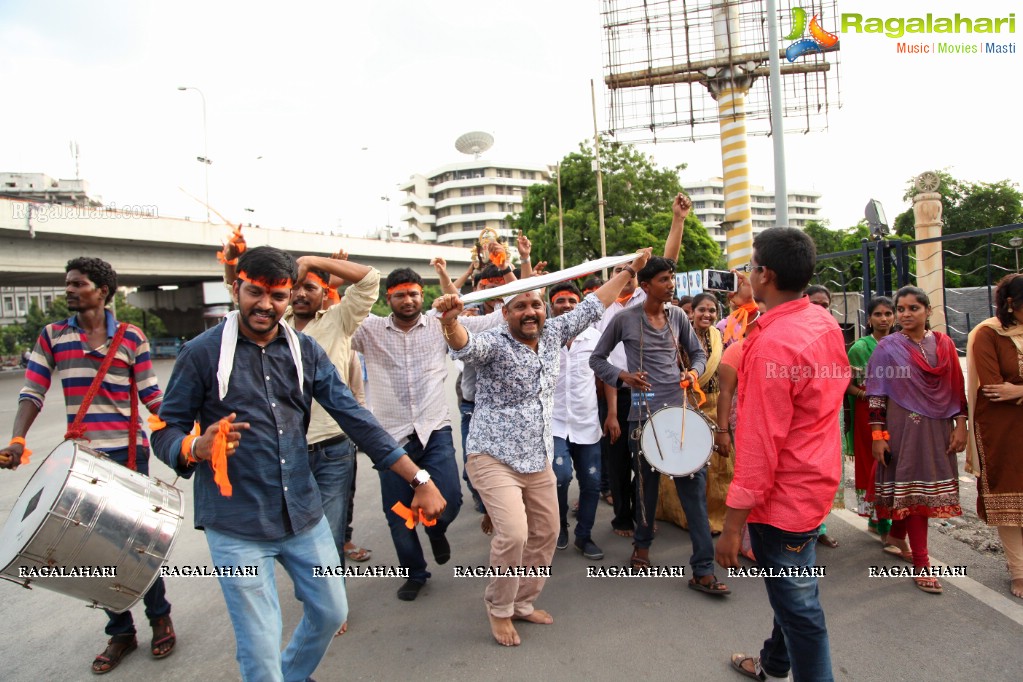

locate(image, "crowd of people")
(1, 196), (1021, 680)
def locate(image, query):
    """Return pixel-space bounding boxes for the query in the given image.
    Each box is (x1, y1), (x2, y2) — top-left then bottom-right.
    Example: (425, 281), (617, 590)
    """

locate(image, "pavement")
(1, 359), (1022, 681)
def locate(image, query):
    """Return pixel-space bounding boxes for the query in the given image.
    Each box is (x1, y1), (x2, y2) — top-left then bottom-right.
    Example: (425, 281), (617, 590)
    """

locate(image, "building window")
(2, 296), (12, 315)
(16, 295), (27, 314)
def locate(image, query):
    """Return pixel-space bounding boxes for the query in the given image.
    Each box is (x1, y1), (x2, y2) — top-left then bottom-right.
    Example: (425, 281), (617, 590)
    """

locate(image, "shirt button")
(271, 403), (276, 407)
(280, 459), (285, 464)
(279, 429), (284, 435)
(283, 486), (288, 491)
(266, 376), (270, 381)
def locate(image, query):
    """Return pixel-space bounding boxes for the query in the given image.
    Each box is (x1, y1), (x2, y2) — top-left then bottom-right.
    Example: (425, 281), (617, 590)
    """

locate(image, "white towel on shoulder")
(217, 311), (304, 400)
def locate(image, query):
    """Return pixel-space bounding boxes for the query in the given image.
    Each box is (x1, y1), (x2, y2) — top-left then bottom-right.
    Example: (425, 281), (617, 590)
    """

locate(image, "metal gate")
(812, 222), (1023, 351)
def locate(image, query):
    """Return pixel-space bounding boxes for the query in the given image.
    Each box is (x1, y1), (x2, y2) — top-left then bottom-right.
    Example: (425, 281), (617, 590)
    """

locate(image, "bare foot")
(613, 528), (633, 537)
(513, 609), (554, 625)
(481, 514), (493, 535)
(488, 613), (521, 646)
(334, 621), (348, 637)
(1011, 578), (1023, 599)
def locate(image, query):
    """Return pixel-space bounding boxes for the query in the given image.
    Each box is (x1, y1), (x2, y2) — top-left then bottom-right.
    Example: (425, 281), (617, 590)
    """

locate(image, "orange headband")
(326, 287), (341, 303)
(304, 272), (330, 290)
(582, 287), (599, 295)
(237, 270), (294, 291)
(483, 277), (506, 287)
(386, 282), (422, 296)
(551, 291), (580, 304)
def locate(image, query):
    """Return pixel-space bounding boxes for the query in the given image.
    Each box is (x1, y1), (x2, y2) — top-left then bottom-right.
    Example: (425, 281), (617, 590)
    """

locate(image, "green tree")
(510, 139), (721, 271)
(113, 292), (168, 338)
(893, 172), (1023, 287)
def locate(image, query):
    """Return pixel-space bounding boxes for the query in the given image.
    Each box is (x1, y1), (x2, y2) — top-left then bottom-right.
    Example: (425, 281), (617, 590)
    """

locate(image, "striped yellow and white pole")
(717, 86), (754, 269)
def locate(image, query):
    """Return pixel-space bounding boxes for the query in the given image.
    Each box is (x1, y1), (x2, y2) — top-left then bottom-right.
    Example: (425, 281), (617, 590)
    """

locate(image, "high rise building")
(682, 177), (823, 245)
(397, 161), (551, 248)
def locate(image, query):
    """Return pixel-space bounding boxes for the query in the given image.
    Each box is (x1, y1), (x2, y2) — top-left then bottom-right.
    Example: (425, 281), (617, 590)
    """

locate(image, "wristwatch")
(410, 469), (432, 489)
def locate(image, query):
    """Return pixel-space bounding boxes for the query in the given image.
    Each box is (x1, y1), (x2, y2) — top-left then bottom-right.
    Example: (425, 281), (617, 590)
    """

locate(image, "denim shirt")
(152, 322), (405, 541)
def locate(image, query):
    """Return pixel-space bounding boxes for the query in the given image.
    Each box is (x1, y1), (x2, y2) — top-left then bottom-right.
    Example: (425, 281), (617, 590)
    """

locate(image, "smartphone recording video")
(703, 269), (738, 293)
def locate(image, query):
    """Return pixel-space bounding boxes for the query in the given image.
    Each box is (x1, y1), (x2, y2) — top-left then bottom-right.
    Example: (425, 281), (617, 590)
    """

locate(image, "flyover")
(0, 197), (473, 287)
(0, 197), (476, 335)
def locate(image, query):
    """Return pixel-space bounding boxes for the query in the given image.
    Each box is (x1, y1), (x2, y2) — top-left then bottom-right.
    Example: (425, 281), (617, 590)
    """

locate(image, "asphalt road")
(1, 360), (1022, 681)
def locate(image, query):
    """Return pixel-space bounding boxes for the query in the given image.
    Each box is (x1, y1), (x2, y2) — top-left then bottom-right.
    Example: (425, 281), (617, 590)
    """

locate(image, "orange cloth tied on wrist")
(391, 501), (437, 529)
(386, 282), (422, 296)
(148, 414), (167, 431)
(724, 302), (760, 344)
(680, 371), (707, 407)
(872, 430), (890, 441)
(216, 251), (238, 265)
(9, 437), (31, 465)
(237, 270), (293, 291)
(210, 419), (233, 497)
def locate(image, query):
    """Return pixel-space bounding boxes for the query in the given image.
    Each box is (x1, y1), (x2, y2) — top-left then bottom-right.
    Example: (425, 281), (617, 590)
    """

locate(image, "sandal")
(817, 533), (839, 548)
(730, 653), (766, 680)
(601, 491), (614, 506)
(344, 544), (372, 562)
(914, 576), (943, 594)
(689, 575), (731, 596)
(150, 615), (176, 659)
(882, 544), (912, 562)
(630, 547), (650, 570)
(92, 634), (137, 675)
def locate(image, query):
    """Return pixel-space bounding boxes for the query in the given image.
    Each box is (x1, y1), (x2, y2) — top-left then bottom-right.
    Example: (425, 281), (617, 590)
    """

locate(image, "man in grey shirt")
(590, 256), (729, 596)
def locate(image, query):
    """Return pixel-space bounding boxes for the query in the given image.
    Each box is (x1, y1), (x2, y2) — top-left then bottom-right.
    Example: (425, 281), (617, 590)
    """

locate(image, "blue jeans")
(308, 437), (356, 563)
(205, 516), (346, 682)
(377, 426), (463, 583)
(553, 437), (601, 540)
(101, 446), (172, 636)
(748, 523), (833, 682)
(459, 400), (486, 514)
(629, 424), (714, 578)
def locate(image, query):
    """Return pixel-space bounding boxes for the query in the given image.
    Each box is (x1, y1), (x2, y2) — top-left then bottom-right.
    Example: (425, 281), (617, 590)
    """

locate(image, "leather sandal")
(689, 575), (731, 596)
(92, 634), (137, 674)
(630, 547), (650, 569)
(150, 615), (176, 658)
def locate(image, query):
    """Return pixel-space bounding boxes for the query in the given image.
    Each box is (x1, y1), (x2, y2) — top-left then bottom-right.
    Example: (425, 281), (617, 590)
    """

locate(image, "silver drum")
(0, 440), (183, 613)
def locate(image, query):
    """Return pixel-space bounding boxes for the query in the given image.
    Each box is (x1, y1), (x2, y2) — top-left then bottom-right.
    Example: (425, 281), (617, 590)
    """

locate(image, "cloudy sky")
(2, 0), (1019, 241)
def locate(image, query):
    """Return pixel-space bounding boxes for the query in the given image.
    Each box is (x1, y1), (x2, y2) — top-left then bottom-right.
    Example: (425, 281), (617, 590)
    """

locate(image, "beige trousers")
(466, 454), (558, 619)
(997, 526), (1023, 580)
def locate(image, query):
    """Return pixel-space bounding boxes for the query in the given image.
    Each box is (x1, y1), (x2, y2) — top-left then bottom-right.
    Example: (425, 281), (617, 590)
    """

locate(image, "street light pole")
(1011, 236), (1022, 273)
(177, 86), (210, 223)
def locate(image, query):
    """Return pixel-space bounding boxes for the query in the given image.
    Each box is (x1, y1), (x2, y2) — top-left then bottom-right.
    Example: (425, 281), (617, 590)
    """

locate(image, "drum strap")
(65, 321), (140, 471)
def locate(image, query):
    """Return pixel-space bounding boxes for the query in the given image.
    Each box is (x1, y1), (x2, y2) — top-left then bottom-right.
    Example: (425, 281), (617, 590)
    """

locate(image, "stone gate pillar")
(912, 171), (946, 333)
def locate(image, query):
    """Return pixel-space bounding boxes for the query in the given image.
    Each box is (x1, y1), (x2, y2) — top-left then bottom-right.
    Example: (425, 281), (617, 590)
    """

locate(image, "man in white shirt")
(352, 266), (506, 601)
(549, 282), (606, 560)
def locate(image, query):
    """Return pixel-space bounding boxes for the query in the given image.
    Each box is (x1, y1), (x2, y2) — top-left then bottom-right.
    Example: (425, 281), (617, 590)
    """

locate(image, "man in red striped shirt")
(1, 257), (175, 675)
(715, 228), (847, 682)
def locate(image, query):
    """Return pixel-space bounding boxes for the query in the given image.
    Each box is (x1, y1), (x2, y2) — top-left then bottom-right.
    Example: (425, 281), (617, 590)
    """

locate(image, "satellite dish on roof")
(455, 131), (494, 158)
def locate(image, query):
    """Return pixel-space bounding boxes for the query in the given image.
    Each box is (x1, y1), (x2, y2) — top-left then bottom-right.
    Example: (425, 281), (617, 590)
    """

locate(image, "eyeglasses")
(741, 263), (765, 273)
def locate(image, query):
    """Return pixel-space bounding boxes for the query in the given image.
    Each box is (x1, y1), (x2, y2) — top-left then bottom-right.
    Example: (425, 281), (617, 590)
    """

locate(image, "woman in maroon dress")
(967, 274), (1023, 598)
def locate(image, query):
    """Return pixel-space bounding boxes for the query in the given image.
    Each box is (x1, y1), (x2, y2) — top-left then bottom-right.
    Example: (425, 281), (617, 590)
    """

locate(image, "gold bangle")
(441, 323), (458, 340)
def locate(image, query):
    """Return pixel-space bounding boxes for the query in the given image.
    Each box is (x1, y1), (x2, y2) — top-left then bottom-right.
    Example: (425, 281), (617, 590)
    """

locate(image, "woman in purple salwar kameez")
(866, 287), (968, 594)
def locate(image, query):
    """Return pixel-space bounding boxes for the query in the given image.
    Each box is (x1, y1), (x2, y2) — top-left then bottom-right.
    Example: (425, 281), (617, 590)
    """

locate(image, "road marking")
(832, 508), (1023, 626)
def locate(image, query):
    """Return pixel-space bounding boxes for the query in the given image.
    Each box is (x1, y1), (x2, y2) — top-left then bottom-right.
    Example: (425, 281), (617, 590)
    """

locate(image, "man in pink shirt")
(715, 227), (847, 682)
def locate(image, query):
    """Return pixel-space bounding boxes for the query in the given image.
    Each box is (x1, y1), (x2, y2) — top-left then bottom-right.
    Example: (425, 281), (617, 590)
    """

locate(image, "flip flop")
(730, 653), (765, 680)
(914, 576), (943, 594)
(882, 544), (912, 562)
(817, 533), (839, 548)
(689, 575), (730, 596)
(344, 545), (372, 562)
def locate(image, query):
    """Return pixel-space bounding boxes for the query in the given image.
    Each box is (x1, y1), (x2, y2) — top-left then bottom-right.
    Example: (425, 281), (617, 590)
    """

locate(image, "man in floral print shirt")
(432, 248), (651, 648)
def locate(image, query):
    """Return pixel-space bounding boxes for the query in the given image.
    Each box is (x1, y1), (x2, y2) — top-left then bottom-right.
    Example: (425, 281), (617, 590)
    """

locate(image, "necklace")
(900, 330), (928, 356)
